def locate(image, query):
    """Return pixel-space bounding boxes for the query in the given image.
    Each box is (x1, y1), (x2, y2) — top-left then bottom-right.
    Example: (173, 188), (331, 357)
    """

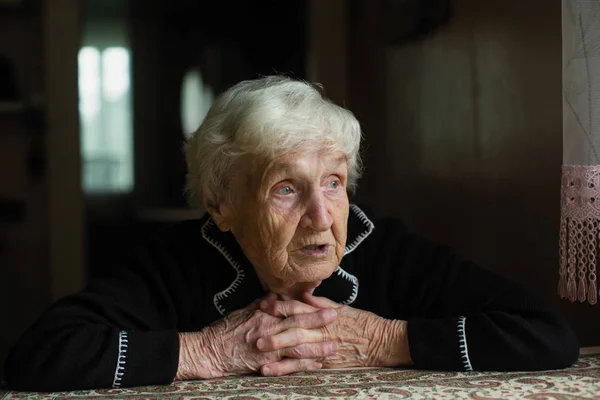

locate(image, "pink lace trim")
(560, 165), (599, 305)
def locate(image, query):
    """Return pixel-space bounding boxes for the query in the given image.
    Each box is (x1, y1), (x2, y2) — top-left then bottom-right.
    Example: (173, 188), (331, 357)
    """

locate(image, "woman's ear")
(203, 197), (233, 232)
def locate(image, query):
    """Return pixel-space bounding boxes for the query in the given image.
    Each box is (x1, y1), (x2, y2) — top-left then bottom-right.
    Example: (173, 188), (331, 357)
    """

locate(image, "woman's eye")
(277, 186), (293, 195)
(328, 180), (340, 189)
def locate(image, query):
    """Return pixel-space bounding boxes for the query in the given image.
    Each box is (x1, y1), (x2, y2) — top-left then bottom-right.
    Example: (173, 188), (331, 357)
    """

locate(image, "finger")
(278, 308), (337, 332)
(260, 299), (320, 318)
(243, 293), (276, 314)
(242, 298), (264, 311)
(254, 292), (277, 311)
(302, 293), (340, 309)
(263, 292), (277, 303)
(261, 358), (323, 377)
(281, 341), (338, 359)
(258, 327), (332, 351)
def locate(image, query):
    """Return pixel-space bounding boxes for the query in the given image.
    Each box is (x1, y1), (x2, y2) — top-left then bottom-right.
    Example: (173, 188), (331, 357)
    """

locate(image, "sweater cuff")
(114, 330), (179, 388)
(407, 316), (473, 371)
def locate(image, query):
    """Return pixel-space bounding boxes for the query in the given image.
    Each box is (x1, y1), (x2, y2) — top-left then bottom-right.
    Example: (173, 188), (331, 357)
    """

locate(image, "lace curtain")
(560, 0), (600, 305)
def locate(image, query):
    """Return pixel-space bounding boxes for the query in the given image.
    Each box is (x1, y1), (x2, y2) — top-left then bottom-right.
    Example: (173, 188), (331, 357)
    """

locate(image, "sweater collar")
(201, 204), (375, 315)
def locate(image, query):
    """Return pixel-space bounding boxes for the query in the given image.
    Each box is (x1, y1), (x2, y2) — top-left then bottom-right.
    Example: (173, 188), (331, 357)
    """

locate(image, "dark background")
(1, 0), (598, 379)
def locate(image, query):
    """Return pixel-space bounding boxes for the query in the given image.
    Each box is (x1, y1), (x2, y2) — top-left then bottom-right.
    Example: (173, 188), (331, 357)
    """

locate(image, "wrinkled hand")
(176, 293), (339, 380)
(258, 293), (411, 375)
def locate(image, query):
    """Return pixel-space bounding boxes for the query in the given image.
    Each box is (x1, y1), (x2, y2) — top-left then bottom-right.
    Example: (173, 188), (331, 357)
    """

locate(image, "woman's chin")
(270, 265), (337, 298)
(258, 257), (338, 298)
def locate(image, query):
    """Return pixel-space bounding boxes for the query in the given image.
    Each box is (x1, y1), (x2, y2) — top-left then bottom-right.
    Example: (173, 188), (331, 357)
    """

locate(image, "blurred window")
(181, 68), (213, 139)
(78, 21), (133, 194)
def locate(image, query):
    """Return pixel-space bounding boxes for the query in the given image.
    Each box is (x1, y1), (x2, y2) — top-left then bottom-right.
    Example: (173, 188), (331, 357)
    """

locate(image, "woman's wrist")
(176, 329), (223, 380)
(371, 318), (413, 367)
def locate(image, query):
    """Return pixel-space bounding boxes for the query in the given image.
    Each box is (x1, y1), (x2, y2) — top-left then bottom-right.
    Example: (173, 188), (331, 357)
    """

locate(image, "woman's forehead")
(262, 151), (347, 176)
(237, 150), (347, 189)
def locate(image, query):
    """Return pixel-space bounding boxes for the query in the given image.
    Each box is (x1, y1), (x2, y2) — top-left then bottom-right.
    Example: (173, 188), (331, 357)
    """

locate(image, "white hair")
(184, 75), (363, 207)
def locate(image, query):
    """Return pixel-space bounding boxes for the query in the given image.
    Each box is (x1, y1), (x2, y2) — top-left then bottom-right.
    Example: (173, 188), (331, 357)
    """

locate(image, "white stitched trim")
(112, 330), (128, 388)
(201, 218), (245, 315)
(335, 266), (359, 305)
(345, 204), (375, 255)
(458, 316), (473, 371)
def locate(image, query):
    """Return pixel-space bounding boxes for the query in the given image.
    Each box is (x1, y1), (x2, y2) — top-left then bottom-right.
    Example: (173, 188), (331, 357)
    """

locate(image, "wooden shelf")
(0, 101), (45, 132)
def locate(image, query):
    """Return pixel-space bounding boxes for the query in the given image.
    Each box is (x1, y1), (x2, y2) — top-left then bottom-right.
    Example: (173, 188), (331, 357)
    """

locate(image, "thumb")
(260, 299), (320, 318)
(246, 292), (276, 311)
(302, 292), (340, 309)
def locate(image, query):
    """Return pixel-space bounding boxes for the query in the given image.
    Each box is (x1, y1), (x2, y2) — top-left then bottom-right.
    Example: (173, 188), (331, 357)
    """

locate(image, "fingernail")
(263, 367), (271, 375)
(324, 309), (337, 319)
(257, 338), (265, 350)
(260, 300), (268, 309)
(313, 362), (322, 370)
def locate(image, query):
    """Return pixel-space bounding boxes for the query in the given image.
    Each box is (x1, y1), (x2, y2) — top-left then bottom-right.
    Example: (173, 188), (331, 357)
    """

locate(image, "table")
(2, 353), (599, 399)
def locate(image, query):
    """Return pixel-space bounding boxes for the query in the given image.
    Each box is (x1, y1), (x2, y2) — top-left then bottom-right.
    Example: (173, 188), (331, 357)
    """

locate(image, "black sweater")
(4, 205), (579, 391)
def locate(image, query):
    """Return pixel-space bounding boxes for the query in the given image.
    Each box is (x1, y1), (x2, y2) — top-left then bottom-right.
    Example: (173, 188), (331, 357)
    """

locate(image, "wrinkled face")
(211, 150), (350, 300)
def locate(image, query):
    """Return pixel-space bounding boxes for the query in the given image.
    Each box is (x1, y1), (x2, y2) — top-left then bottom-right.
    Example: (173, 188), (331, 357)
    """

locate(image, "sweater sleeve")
(4, 234), (190, 391)
(363, 218), (579, 372)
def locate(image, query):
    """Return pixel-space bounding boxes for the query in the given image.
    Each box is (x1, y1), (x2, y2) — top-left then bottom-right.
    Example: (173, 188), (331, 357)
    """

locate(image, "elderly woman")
(6, 76), (578, 391)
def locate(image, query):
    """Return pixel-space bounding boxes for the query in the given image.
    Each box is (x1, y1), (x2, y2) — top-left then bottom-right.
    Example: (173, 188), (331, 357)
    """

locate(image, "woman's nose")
(300, 192), (333, 232)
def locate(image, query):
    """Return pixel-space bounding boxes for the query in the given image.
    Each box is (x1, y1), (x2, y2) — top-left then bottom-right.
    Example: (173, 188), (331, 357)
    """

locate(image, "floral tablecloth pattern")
(2, 354), (599, 399)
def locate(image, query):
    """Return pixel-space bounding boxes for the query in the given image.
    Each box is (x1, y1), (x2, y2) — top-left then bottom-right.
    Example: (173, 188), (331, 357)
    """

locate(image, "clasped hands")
(176, 293), (411, 380)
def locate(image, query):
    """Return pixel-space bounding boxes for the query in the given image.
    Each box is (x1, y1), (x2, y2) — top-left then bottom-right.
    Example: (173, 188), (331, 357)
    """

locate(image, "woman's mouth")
(300, 244), (330, 256)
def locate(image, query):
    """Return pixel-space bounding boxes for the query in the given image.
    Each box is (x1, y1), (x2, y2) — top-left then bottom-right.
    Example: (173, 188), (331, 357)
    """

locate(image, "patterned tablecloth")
(2, 354), (599, 399)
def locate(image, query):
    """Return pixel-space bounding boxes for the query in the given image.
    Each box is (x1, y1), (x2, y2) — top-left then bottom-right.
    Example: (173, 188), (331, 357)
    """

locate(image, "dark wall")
(348, 0), (600, 346)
